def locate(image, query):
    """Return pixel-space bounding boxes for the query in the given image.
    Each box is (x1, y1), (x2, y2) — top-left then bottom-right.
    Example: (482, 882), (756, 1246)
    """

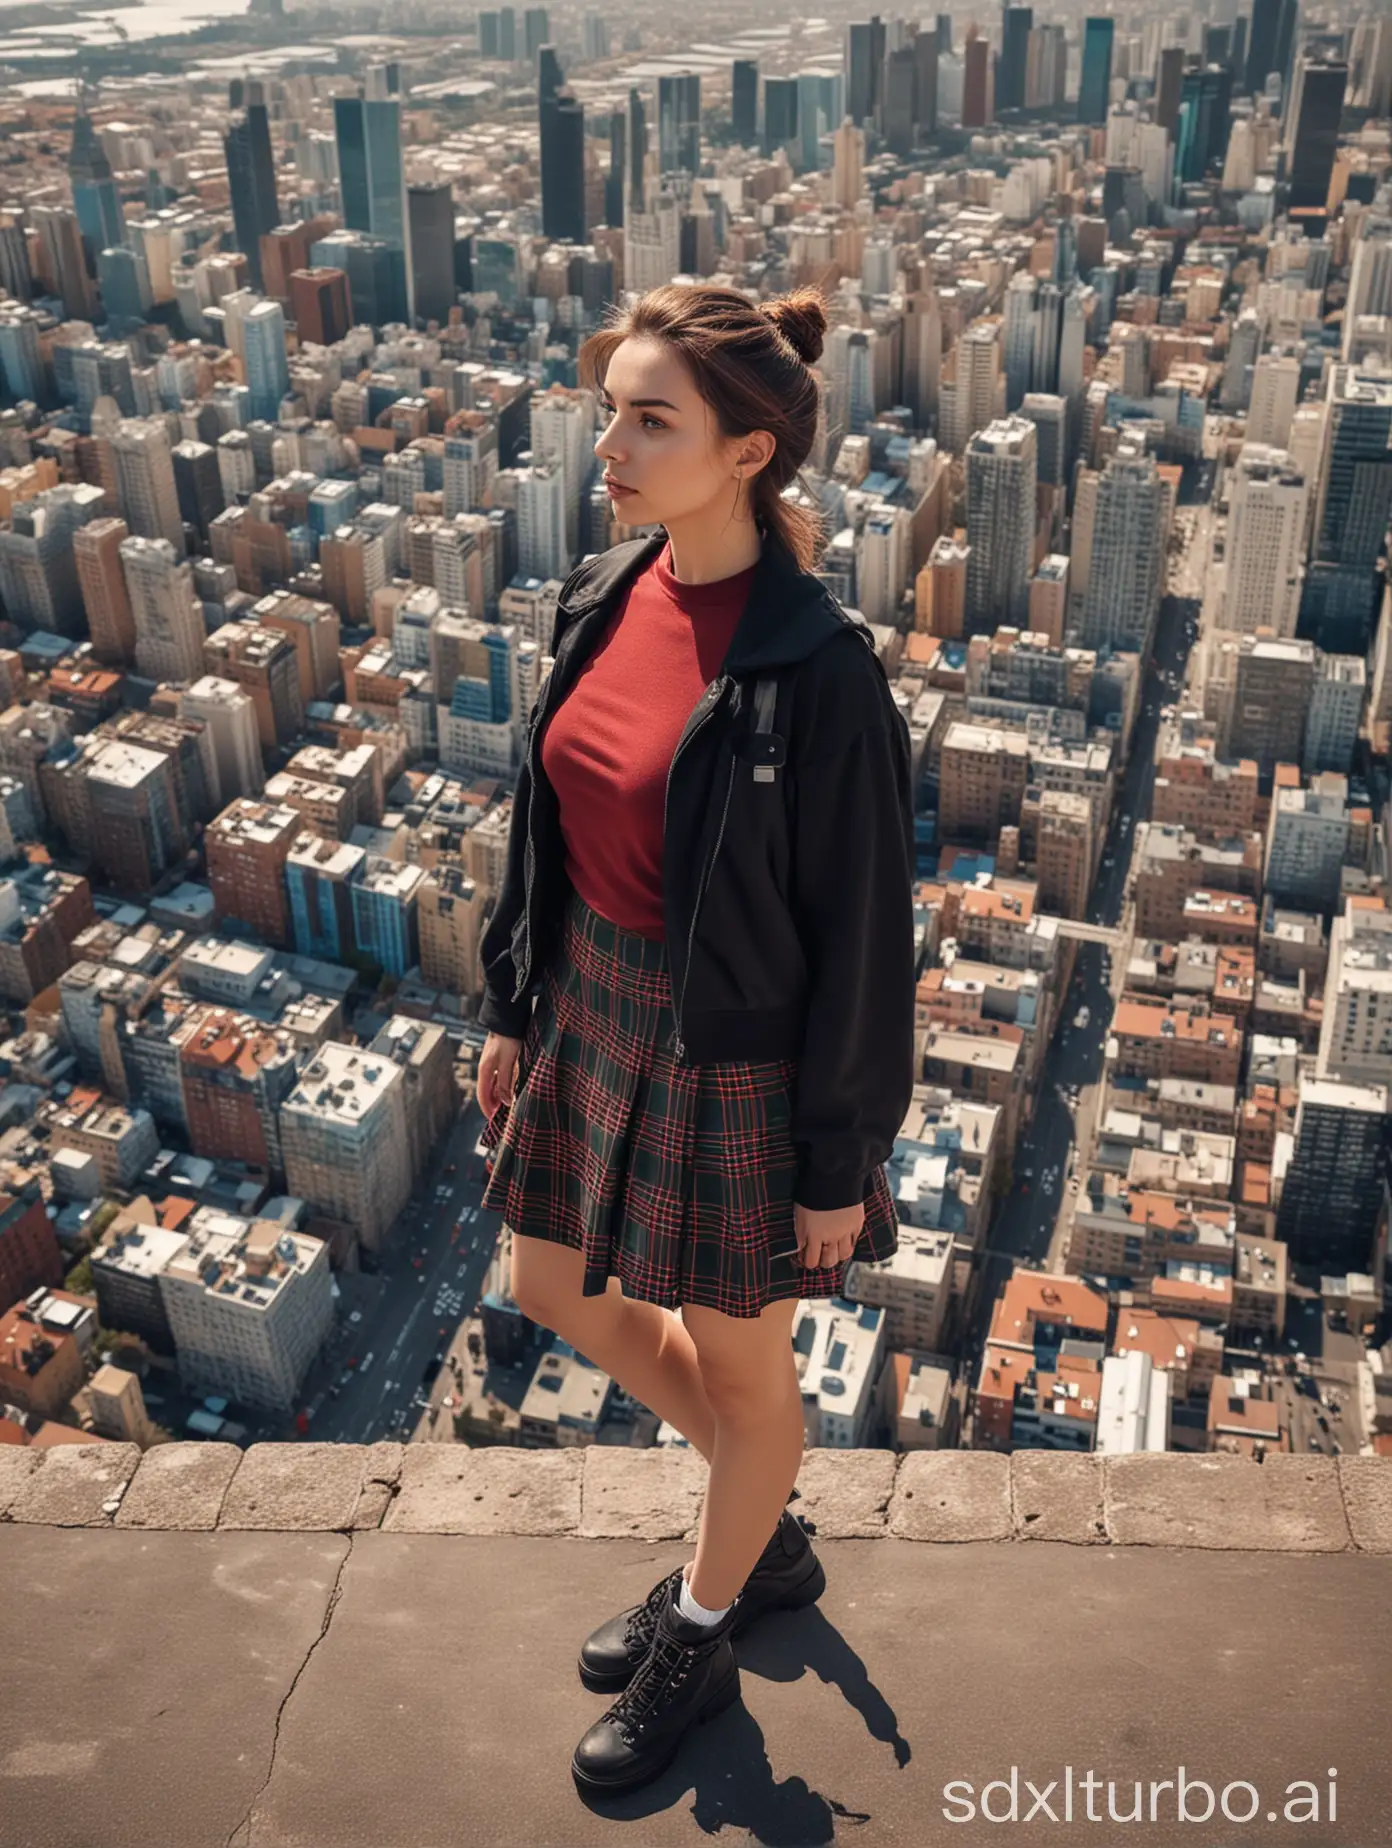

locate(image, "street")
(291, 1096), (501, 1443)
(962, 442), (1218, 1354)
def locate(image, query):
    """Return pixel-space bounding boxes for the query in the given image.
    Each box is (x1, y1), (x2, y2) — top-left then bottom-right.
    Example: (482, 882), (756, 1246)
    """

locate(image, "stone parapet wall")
(1, 1441), (1389, 1551)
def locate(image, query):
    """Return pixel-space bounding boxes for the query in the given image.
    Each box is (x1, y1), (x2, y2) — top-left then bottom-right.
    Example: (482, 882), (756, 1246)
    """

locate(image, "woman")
(474, 282), (917, 1797)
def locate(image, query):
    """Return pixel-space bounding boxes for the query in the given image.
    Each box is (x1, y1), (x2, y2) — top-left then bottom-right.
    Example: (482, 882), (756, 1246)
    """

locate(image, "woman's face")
(593, 335), (771, 526)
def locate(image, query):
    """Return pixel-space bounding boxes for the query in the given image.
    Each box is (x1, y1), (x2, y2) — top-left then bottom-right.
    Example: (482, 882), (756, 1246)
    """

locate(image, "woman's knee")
(509, 1232), (584, 1325)
(509, 1232), (622, 1334)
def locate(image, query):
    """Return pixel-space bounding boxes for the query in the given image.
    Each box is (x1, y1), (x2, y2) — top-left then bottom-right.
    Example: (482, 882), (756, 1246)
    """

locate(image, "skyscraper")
(538, 47), (585, 242)
(1079, 447), (1165, 651)
(605, 109), (626, 225)
(242, 298), (289, 422)
(120, 535), (206, 683)
(999, 5), (1033, 112)
(914, 28), (939, 135)
(1155, 45), (1185, 134)
(73, 516), (138, 663)
(333, 80), (414, 320)
(881, 48), (916, 156)
(627, 87), (647, 215)
(1078, 16), (1115, 125)
(847, 14), (886, 128)
(1245, 0), (1282, 95)
(965, 416), (1036, 633)
(962, 28), (993, 127)
(763, 77), (799, 159)
(1314, 369), (1392, 576)
(1223, 445), (1308, 636)
(111, 420), (185, 555)
(223, 80), (280, 291)
(732, 59), (759, 146)
(1286, 57), (1347, 212)
(407, 183), (455, 325)
(658, 71), (701, 175)
(32, 207), (96, 321)
(69, 110), (124, 273)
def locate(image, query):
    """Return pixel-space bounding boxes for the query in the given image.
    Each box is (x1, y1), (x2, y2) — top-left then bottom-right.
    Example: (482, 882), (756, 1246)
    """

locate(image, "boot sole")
(570, 1668), (741, 1795)
(576, 1554), (826, 1694)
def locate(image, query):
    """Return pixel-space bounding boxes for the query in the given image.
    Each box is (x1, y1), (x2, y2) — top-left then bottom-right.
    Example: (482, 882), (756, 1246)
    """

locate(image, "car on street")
(1074, 1008), (1090, 1028)
(359, 1352), (375, 1374)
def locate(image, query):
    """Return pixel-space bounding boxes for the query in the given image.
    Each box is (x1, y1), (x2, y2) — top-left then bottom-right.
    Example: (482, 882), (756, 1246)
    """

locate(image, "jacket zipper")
(663, 677), (733, 1060)
(509, 614), (576, 1005)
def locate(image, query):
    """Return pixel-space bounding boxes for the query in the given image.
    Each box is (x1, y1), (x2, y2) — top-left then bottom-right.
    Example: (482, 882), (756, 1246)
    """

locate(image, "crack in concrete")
(225, 1533), (354, 1848)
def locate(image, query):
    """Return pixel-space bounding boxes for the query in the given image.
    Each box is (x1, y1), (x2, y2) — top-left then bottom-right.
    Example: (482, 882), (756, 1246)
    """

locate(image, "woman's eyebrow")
(600, 392), (680, 410)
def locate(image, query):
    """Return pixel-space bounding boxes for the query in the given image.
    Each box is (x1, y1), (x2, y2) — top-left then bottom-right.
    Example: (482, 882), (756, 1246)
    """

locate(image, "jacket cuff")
(478, 987), (532, 1040)
(793, 1161), (870, 1213)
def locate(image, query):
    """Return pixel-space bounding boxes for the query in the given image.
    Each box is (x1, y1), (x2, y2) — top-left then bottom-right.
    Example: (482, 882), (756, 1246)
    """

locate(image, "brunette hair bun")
(761, 289), (827, 366)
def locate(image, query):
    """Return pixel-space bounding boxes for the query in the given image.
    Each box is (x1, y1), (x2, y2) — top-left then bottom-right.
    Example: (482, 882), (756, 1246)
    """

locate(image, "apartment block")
(417, 862), (482, 997)
(1133, 823), (1264, 941)
(0, 865), (94, 1004)
(938, 721), (1030, 846)
(1109, 998), (1244, 1089)
(203, 622), (305, 749)
(174, 1008), (298, 1176)
(158, 1210), (333, 1413)
(280, 1041), (412, 1252)
(1317, 900), (1392, 1085)
(205, 799), (299, 946)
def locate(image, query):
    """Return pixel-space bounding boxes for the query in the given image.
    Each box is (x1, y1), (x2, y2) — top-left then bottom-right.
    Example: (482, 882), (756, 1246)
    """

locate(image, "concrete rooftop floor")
(2, 1442), (1390, 1848)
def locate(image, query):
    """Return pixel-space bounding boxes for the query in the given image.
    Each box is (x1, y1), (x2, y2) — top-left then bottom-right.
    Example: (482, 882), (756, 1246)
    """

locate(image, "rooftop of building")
(284, 1041), (401, 1121)
(0, 1443), (1389, 1841)
(207, 799), (299, 845)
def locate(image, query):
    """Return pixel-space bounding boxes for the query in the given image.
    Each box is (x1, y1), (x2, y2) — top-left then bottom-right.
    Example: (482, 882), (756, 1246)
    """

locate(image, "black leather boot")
(577, 1500), (824, 1694)
(571, 1571), (743, 1795)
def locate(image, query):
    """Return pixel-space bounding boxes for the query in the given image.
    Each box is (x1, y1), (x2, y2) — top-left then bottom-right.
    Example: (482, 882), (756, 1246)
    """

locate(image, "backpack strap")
(749, 674), (785, 784)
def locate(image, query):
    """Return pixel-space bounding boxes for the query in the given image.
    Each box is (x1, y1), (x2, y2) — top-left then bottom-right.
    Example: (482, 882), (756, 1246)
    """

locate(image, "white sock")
(676, 1566), (731, 1628)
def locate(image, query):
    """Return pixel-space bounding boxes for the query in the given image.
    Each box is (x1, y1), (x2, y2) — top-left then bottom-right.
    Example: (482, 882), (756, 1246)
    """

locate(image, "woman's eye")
(601, 405), (663, 429)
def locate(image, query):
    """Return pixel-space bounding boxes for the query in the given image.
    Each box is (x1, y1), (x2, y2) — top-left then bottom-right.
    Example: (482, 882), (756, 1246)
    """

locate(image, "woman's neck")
(661, 515), (763, 585)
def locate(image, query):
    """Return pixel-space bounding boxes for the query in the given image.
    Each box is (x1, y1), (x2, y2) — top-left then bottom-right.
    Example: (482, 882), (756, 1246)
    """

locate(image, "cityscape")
(0, 0), (1390, 1499)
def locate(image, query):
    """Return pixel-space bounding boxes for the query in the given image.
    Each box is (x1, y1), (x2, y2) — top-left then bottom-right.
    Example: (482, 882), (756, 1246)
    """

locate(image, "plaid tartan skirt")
(478, 886), (900, 1319)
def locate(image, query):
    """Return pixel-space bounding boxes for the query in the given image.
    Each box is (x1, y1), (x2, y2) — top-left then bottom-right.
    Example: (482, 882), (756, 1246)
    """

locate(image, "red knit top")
(538, 539), (759, 941)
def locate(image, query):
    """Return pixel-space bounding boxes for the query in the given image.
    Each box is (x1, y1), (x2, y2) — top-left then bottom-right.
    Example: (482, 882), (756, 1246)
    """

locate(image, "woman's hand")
(794, 1200), (865, 1271)
(479, 1032), (523, 1121)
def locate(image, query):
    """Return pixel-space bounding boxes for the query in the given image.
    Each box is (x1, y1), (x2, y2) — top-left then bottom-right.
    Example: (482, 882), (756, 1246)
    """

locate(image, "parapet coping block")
(385, 1443), (583, 1535)
(116, 1442), (242, 1530)
(8, 1443), (141, 1527)
(218, 1442), (369, 1530)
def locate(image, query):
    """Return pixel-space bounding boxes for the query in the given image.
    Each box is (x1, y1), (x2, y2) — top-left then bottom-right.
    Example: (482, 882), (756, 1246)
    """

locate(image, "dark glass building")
(1077, 16), (1114, 125)
(848, 14), (886, 126)
(732, 59), (758, 147)
(998, 5), (1033, 112)
(539, 50), (585, 243)
(1245, 0), (1281, 93)
(223, 81), (280, 290)
(1286, 57), (1347, 211)
(407, 183), (456, 325)
(763, 77), (799, 158)
(69, 112), (124, 275)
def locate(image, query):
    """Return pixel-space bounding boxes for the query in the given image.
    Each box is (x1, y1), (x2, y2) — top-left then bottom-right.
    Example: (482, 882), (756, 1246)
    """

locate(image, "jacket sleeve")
(788, 643), (918, 1212)
(477, 744), (537, 1041)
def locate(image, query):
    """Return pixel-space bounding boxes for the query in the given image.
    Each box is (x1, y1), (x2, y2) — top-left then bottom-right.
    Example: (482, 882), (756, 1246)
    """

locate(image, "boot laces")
(608, 1625), (700, 1738)
(620, 1570), (679, 1651)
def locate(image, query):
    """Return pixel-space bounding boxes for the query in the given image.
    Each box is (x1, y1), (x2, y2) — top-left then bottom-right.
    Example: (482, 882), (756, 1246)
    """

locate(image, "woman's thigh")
(679, 1297), (800, 1414)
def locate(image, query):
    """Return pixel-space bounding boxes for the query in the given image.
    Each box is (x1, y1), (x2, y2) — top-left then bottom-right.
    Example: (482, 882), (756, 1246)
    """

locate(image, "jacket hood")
(555, 523), (864, 675)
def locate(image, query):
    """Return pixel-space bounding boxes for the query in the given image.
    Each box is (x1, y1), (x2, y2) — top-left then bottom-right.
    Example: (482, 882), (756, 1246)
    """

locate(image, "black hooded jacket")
(479, 523), (917, 1214)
